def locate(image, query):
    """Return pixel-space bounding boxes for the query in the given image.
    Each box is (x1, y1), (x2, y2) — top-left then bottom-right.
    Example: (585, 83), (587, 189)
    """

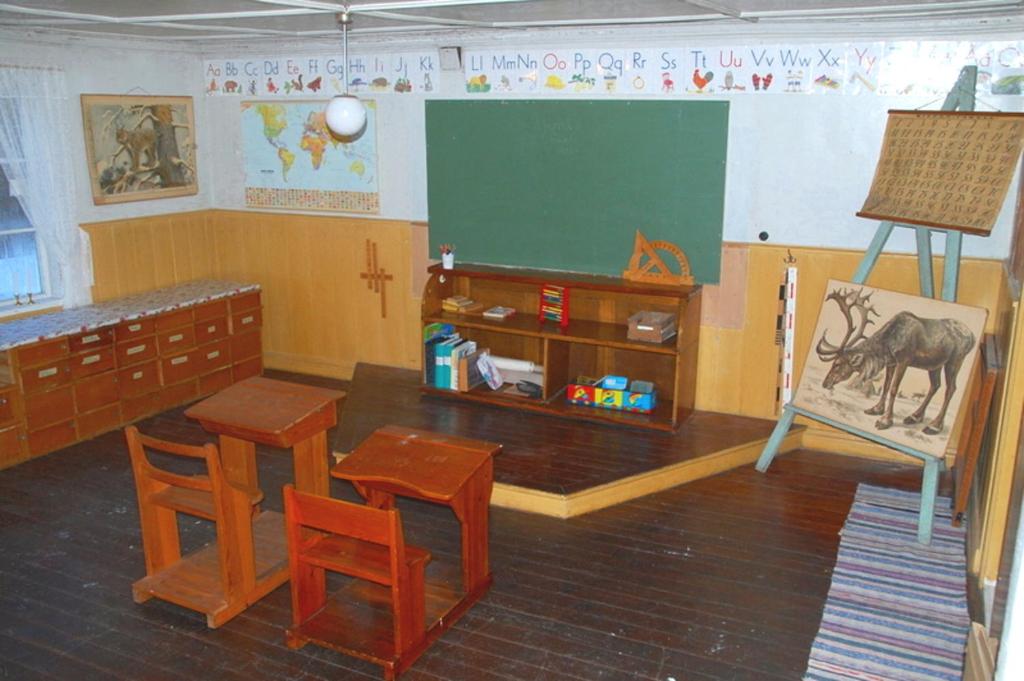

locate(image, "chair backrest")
(125, 424), (224, 498)
(284, 483), (404, 548)
(124, 425), (251, 595)
(283, 485), (422, 652)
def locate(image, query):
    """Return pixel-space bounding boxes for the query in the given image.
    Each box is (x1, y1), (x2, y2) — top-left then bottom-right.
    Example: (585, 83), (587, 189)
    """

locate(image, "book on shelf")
(423, 334), (445, 385)
(442, 295), (484, 314)
(433, 334), (461, 389)
(458, 348), (487, 392)
(450, 340), (477, 391)
(483, 306), (516, 320)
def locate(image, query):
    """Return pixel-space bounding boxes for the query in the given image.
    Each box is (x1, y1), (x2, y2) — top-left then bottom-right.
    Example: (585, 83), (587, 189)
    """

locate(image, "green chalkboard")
(425, 99), (729, 283)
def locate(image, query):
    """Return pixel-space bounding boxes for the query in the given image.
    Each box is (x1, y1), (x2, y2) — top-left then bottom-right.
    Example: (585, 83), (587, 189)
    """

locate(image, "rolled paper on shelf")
(491, 357), (537, 373)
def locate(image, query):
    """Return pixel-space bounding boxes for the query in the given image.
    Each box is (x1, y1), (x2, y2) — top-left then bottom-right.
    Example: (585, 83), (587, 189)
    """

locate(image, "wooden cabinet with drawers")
(0, 285), (263, 467)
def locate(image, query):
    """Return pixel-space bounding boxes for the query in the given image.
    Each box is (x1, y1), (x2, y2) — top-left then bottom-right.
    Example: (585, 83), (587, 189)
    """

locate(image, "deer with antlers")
(815, 287), (975, 435)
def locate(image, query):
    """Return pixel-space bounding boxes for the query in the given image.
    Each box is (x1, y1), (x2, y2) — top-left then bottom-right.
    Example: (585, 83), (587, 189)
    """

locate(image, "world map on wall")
(241, 100), (379, 213)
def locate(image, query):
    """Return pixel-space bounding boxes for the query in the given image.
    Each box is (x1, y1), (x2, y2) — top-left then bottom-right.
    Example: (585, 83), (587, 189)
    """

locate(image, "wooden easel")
(755, 66), (981, 545)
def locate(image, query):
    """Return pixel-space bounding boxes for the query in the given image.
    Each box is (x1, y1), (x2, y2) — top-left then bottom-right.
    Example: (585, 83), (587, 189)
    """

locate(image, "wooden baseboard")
(963, 622), (998, 681)
(263, 351), (354, 381)
(800, 426), (917, 463)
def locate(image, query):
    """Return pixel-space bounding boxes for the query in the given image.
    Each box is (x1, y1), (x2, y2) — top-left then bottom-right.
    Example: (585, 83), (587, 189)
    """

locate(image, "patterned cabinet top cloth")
(0, 280), (260, 351)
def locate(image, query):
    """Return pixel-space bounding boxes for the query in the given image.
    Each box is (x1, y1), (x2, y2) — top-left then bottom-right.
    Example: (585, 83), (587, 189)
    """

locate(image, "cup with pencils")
(440, 244), (455, 270)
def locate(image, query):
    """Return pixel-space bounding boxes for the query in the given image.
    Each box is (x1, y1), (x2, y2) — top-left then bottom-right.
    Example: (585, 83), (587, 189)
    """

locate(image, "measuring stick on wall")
(775, 261), (798, 413)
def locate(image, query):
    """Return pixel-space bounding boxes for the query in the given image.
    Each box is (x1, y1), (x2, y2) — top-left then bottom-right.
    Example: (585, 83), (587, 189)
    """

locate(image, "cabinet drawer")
(25, 386), (75, 432)
(161, 350), (200, 385)
(75, 371), (120, 412)
(230, 308), (262, 334)
(199, 367), (233, 397)
(195, 317), (229, 345)
(115, 317), (156, 341)
(197, 339), (232, 375)
(0, 425), (26, 465)
(161, 379), (199, 409)
(194, 299), (229, 322)
(121, 391), (163, 423)
(70, 346), (116, 380)
(158, 326), (197, 355)
(76, 403), (122, 440)
(230, 329), (261, 362)
(232, 356), (262, 383)
(28, 420), (76, 456)
(20, 358), (72, 394)
(156, 308), (193, 332)
(69, 327), (114, 353)
(116, 337), (157, 367)
(0, 388), (16, 426)
(230, 291), (261, 313)
(15, 337), (69, 367)
(118, 361), (160, 399)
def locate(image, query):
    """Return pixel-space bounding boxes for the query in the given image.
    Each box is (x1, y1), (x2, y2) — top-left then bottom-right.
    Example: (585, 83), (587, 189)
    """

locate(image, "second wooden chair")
(283, 484), (432, 680)
(125, 425), (288, 627)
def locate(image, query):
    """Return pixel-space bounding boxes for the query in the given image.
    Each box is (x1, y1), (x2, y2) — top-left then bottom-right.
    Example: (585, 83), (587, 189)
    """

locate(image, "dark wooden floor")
(0, 370), (935, 681)
(336, 364), (785, 495)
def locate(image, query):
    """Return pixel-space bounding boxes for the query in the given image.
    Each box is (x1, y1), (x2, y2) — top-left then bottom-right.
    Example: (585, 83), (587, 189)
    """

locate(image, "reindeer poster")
(793, 280), (987, 458)
(81, 94), (198, 205)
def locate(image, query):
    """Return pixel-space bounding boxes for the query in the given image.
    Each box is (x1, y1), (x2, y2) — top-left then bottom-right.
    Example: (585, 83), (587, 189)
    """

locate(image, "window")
(0, 64), (91, 311)
(0, 161), (43, 305)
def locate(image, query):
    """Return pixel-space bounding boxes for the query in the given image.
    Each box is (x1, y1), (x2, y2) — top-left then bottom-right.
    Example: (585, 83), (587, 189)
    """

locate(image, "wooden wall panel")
(82, 211), (216, 301)
(205, 210), (421, 379)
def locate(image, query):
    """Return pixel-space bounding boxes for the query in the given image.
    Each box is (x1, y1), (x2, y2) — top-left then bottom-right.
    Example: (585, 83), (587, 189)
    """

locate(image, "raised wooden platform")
(334, 364), (804, 518)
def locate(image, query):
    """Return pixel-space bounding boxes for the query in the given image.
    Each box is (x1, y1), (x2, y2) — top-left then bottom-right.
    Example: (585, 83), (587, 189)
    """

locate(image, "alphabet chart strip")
(858, 111), (1024, 235)
(463, 40), (1024, 97)
(203, 53), (437, 96)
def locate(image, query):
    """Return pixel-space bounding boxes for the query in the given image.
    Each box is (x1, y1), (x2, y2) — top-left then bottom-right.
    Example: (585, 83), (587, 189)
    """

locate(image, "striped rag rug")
(804, 483), (970, 681)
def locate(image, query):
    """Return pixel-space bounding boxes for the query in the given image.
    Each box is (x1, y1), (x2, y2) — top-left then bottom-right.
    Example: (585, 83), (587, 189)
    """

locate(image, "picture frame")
(793, 279), (987, 459)
(80, 94), (198, 205)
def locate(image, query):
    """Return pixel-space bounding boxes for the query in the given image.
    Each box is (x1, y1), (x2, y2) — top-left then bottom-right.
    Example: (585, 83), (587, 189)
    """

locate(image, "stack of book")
(442, 295), (483, 314)
(423, 328), (486, 392)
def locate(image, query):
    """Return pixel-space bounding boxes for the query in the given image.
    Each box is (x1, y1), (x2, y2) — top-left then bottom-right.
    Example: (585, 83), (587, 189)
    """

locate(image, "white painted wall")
(0, 33), (210, 225)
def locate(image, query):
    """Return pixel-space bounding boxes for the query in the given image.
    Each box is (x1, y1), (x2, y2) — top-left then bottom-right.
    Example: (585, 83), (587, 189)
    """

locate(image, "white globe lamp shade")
(325, 94), (366, 136)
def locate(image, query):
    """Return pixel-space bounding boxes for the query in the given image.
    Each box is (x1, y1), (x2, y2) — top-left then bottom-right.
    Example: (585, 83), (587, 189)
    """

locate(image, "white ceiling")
(0, 0), (1022, 43)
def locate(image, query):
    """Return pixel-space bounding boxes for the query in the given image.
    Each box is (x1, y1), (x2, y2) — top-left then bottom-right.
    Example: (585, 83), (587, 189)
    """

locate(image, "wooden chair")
(125, 425), (275, 628)
(283, 484), (432, 680)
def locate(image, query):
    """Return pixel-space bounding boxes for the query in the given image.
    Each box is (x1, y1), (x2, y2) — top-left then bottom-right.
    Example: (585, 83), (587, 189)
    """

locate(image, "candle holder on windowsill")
(13, 293), (23, 306)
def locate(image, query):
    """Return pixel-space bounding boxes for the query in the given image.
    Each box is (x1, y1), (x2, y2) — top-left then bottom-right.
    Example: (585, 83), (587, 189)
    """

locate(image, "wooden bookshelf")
(421, 263), (700, 431)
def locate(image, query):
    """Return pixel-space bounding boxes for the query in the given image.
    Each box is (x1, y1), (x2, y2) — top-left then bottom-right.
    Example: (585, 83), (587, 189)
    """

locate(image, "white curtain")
(0, 65), (93, 308)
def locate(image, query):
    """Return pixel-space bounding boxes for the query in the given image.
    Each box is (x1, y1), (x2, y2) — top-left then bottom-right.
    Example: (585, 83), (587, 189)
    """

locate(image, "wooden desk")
(331, 425), (500, 597)
(186, 377), (345, 497)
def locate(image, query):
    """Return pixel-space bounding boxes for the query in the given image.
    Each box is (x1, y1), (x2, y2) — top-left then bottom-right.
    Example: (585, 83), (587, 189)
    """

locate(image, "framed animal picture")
(80, 94), (198, 205)
(793, 280), (987, 459)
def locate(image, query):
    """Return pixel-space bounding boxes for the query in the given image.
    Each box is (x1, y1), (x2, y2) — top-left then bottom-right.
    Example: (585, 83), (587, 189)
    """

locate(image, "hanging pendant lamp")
(325, 10), (366, 137)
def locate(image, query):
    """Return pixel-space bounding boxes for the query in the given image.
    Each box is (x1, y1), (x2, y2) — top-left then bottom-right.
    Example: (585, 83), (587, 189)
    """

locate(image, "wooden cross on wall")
(360, 239), (394, 318)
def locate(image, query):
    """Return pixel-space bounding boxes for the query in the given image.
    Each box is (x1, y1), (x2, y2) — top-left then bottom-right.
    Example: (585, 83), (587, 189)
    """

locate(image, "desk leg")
(292, 432), (329, 497)
(219, 436), (259, 492)
(450, 460), (493, 594)
(352, 481), (395, 510)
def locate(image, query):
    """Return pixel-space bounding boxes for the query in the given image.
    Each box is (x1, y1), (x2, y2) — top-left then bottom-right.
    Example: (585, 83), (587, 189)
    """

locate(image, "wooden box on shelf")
(420, 263), (700, 432)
